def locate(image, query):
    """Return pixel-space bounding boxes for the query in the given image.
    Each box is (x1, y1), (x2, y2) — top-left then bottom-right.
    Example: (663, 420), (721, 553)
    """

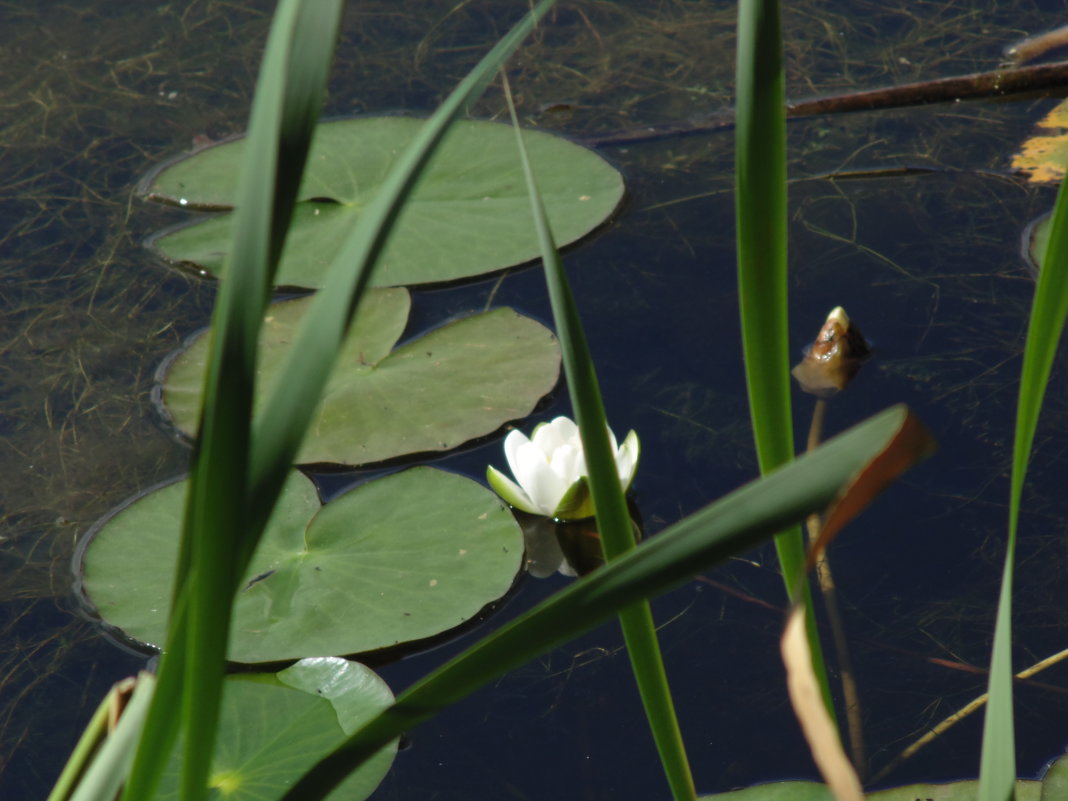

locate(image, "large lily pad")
(141, 116), (625, 288)
(698, 777), (1042, 800)
(78, 468), (524, 663)
(157, 658), (396, 801)
(696, 750), (1068, 800)
(159, 290), (560, 467)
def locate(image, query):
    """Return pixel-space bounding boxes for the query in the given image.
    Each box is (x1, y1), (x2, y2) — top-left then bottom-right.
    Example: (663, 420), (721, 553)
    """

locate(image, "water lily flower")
(486, 416), (639, 520)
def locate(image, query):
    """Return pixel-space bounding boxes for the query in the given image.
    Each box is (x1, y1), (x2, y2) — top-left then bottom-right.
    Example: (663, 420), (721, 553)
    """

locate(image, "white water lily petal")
(549, 442), (581, 485)
(533, 416), (575, 454)
(512, 440), (570, 514)
(573, 445), (589, 479)
(617, 429), (640, 488)
(503, 428), (530, 477)
(487, 416), (640, 520)
(528, 420), (556, 453)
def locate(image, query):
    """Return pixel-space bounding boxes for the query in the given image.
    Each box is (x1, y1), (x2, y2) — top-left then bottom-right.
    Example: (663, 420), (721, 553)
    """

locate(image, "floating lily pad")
(159, 289), (560, 467)
(157, 658), (396, 801)
(698, 776), (1041, 800)
(78, 468), (523, 663)
(1012, 100), (1068, 185)
(695, 751), (1068, 800)
(141, 116), (625, 288)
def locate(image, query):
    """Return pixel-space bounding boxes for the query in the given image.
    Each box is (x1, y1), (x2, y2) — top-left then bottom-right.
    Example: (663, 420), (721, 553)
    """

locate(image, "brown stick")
(1007, 25), (1068, 65)
(584, 59), (1068, 148)
(869, 644), (1068, 785)
(805, 399), (867, 780)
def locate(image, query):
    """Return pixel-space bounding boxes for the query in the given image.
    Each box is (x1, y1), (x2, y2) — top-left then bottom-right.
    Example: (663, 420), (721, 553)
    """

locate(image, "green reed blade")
(67, 675), (156, 801)
(501, 77), (696, 801)
(277, 406), (926, 801)
(122, 3), (344, 800)
(48, 677), (141, 801)
(125, 2), (556, 798)
(735, 0), (796, 597)
(734, 0), (833, 718)
(120, 587), (188, 801)
(244, 0), (557, 539)
(979, 151), (1068, 801)
(178, 7), (342, 798)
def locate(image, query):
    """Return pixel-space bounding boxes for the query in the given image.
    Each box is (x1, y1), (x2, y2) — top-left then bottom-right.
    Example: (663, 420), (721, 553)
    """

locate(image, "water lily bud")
(791, 306), (871, 398)
(486, 416), (640, 520)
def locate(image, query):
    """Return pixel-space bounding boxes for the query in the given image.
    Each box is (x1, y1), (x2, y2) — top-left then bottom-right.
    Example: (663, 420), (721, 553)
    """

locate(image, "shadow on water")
(4, 0), (1068, 797)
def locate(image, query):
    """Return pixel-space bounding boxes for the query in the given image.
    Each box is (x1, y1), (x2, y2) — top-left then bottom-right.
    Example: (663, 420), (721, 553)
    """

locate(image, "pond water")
(4, 0), (1068, 798)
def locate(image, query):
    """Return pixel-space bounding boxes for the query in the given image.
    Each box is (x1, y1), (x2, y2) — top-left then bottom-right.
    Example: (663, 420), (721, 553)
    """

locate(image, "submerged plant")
(47, 2), (952, 800)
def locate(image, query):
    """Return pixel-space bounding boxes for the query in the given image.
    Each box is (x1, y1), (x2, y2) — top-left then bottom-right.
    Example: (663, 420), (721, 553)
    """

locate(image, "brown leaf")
(781, 605), (865, 801)
(781, 407), (936, 797)
(806, 409), (936, 572)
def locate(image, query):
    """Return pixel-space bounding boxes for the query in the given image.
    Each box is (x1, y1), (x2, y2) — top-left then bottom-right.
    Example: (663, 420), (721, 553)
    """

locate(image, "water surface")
(3, 0), (1068, 797)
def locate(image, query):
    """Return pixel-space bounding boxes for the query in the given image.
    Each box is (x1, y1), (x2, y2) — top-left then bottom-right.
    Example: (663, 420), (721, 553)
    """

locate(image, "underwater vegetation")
(4, 0), (1068, 800)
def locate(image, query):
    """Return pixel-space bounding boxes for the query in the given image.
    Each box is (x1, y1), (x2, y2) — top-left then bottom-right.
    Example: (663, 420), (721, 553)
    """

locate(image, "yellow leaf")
(781, 605), (865, 801)
(1012, 100), (1068, 184)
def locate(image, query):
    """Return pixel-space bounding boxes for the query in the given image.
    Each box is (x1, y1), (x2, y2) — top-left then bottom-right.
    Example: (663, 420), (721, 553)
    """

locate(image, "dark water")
(4, 0), (1068, 798)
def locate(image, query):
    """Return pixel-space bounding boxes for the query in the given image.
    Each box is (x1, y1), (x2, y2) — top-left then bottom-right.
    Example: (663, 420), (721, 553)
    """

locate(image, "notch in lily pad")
(158, 288), (561, 467)
(140, 116), (625, 289)
(76, 469), (524, 664)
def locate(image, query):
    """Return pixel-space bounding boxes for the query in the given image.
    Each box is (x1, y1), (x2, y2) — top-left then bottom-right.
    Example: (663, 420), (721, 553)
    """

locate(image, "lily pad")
(698, 777), (1041, 800)
(141, 116), (625, 288)
(159, 290), (560, 467)
(78, 468), (524, 663)
(696, 749), (1068, 801)
(157, 658), (396, 801)
(1012, 99), (1068, 185)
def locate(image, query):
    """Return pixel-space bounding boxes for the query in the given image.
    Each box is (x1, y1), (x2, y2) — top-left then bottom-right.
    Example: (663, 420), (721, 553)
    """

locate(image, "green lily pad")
(693, 758), (1068, 801)
(78, 468), (524, 663)
(157, 658), (396, 801)
(1044, 750), (1068, 798)
(159, 289), (560, 467)
(141, 116), (625, 288)
(698, 778), (1041, 800)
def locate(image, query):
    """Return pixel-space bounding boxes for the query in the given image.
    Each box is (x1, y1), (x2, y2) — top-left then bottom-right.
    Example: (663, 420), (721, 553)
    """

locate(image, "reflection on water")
(4, 0), (1068, 797)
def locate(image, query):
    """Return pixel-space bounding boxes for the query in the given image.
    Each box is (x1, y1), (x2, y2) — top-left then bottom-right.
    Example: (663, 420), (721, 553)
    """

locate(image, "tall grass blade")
(122, 2), (344, 799)
(735, 0), (793, 558)
(125, 2), (556, 799)
(501, 76), (695, 801)
(177, 6), (343, 798)
(979, 153), (1068, 801)
(66, 674), (155, 801)
(245, 0), (558, 536)
(48, 676), (148, 801)
(734, 0), (833, 716)
(278, 406), (930, 801)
